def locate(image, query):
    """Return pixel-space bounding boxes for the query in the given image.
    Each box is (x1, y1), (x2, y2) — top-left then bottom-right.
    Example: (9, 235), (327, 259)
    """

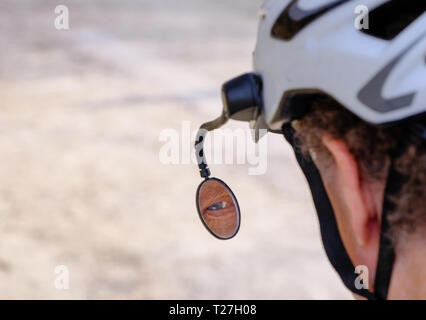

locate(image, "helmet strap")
(374, 139), (409, 299)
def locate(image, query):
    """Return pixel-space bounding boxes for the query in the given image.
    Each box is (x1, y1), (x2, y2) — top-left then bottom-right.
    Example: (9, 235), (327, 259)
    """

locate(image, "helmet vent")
(361, 1), (425, 40)
(271, 0), (350, 41)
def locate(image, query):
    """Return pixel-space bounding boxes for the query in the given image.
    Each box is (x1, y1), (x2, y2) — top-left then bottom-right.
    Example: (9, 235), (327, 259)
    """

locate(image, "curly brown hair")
(292, 96), (426, 243)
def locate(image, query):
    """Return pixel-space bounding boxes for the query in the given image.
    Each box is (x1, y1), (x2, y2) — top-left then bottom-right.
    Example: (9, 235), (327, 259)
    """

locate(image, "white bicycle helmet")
(253, 0), (426, 130)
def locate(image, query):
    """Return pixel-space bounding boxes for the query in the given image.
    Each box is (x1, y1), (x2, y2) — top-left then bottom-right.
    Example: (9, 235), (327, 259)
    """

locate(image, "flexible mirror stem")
(195, 113), (228, 179)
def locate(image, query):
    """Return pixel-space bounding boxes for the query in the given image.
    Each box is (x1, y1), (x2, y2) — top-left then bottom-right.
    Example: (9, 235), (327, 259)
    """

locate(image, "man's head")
(292, 97), (426, 298)
(213, 0), (426, 299)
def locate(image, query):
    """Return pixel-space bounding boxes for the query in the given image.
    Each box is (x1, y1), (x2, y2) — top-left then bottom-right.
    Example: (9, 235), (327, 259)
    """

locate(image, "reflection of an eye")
(207, 201), (228, 211)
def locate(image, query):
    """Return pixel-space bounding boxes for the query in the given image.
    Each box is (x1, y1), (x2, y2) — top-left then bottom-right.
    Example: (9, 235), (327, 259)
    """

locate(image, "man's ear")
(321, 134), (381, 248)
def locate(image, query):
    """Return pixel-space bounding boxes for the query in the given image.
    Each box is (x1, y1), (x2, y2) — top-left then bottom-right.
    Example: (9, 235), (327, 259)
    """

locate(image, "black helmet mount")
(195, 73), (262, 179)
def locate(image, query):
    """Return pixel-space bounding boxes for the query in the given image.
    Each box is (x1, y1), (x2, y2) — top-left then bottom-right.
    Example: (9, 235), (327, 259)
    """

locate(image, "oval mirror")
(196, 178), (240, 240)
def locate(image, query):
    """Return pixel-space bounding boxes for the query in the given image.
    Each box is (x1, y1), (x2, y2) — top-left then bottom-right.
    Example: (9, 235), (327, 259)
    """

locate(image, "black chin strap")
(374, 202), (395, 299)
(282, 123), (401, 300)
(374, 147), (408, 299)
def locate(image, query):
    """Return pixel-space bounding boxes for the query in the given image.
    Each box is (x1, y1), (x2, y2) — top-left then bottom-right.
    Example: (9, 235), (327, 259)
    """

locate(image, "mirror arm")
(195, 113), (229, 179)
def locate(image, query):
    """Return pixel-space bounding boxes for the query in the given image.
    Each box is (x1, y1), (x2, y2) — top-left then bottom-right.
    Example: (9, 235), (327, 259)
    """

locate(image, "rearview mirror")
(196, 178), (240, 240)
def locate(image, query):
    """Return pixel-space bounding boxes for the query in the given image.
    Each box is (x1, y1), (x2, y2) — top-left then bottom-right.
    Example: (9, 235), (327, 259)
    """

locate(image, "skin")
(314, 133), (425, 299)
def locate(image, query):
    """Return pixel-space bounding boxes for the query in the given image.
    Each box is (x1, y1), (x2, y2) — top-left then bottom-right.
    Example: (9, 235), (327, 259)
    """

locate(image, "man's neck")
(388, 231), (426, 299)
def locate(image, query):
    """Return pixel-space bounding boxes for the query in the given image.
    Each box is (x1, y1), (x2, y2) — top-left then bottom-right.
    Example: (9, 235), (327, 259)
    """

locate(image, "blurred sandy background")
(0, 0), (351, 299)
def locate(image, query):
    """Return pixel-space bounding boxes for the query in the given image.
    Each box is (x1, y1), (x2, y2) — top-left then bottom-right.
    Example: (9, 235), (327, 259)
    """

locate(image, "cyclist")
(198, 0), (425, 299)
